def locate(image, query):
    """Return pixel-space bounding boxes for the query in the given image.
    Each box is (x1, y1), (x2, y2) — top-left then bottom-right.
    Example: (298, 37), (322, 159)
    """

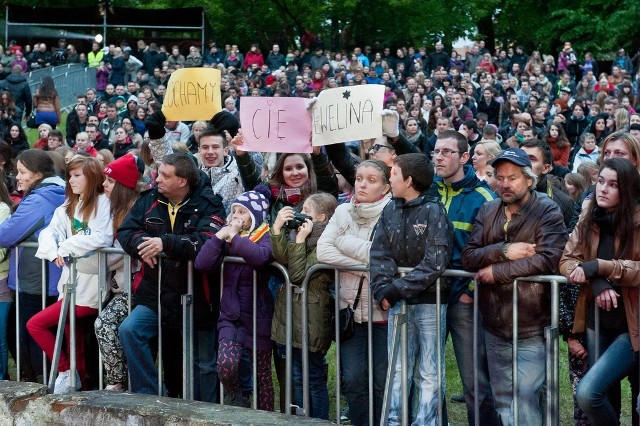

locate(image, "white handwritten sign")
(162, 68), (221, 121)
(310, 85), (384, 146)
(239, 97), (312, 153)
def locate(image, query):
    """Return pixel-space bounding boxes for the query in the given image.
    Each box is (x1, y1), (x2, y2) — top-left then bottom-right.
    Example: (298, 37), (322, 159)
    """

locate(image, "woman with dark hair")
(0, 141), (16, 195)
(560, 158), (640, 426)
(133, 107), (147, 137)
(427, 105), (443, 136)
(589, 114), (611, 147)
(564, 102), (590, 147)
(0, 91), (18, 134)
(112, 127), (134, 159)
(4, 123), (29, 157)
(402, 117), (428, 152)
(544, 123), (571, 168)
(0, 149), (66, 382)
(33, 76), (61, 128)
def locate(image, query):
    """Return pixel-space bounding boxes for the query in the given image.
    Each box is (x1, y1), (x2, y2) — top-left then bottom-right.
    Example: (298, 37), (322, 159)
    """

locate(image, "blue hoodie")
(0, 176), (66, 296)
(432, 165), (496, 304)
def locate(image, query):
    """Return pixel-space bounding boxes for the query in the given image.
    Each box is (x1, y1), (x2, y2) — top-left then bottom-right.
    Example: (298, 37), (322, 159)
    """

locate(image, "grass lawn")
(274, 338), (634, 425)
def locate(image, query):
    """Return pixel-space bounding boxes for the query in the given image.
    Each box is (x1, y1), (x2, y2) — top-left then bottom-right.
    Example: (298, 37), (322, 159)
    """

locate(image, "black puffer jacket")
(370, 192), (453, 307)
(117, 171), (226, 328)
(462, 191), (568, 339)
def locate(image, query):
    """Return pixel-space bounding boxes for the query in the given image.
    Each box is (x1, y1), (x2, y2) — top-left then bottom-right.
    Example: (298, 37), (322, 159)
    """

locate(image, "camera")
(285, 213), (312, 229)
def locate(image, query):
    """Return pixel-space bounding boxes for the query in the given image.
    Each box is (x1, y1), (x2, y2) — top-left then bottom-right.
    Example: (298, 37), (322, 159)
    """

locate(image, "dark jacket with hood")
(370, 192), (454, 308)
(0, 73), (32, 119)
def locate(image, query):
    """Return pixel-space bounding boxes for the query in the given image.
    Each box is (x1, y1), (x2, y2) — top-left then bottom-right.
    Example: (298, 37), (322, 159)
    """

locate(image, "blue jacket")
(431, 165), (496, 304)
(0, 177), (66, 296)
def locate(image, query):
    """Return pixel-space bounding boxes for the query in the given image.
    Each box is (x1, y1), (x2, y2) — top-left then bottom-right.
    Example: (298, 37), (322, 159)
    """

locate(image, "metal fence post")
(181, 261), (194, 400)
(157, 258), (163, 396)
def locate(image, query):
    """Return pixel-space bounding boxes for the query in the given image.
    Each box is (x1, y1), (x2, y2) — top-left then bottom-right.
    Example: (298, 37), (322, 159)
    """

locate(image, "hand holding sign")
(162, 68), (222, 121)
(310, 85), (384, 146)
(239, 97), (312, 153)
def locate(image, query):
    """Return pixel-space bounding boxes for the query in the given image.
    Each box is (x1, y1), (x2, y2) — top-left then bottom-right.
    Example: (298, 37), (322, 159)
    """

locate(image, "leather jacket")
(462, 191), (568, 339)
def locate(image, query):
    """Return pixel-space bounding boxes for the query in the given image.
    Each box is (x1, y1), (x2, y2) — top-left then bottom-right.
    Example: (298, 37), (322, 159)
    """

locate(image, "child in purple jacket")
(194, 186), (274, 410)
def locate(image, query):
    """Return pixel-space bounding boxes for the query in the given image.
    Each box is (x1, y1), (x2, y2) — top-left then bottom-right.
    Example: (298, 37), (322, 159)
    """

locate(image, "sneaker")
(105, 383), (124, 392)
(53, 370), (70, 394)
(53, 370), (82, 394)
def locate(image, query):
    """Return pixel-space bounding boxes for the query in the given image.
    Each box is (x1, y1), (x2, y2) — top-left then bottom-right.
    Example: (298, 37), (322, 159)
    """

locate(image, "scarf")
(405, 129), (423, 146)
(238, 222), (269, 242)
(288, 220), (328, 252)
(271, 181), (312, 206)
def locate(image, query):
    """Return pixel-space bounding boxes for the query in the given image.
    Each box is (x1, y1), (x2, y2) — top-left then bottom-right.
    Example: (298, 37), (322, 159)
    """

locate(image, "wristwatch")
(502, 243), (511, 261)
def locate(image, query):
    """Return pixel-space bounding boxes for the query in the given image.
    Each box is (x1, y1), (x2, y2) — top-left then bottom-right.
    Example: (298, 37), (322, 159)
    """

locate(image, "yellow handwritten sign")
(311, 85), (384, 146)
(162, 68), (221, 121)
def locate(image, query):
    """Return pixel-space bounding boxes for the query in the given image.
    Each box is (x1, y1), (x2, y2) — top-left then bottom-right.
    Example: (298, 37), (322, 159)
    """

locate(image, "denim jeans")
(192, 328), (218, 403)
(0, 301), (11, 379)
(341, 321), (388, 426)
(387, 302), (447, 426)
(292, 348), (329, 419)
(578, 329), (636, 425)
(119, 305), (160, 395)
(447, 300), (500, 426)
(485, 331), (545, 426)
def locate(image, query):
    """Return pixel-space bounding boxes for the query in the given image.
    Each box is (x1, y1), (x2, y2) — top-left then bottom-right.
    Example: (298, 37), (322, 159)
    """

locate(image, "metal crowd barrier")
(296, 264), (566, 426)
(27, 64), (98, 112)
(7, 244), (593, 426)
(13, 243), (195, 398)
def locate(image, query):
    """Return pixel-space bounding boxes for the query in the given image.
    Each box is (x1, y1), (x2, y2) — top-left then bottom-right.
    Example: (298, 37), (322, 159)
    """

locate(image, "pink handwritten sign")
(239, 97), (312, 153)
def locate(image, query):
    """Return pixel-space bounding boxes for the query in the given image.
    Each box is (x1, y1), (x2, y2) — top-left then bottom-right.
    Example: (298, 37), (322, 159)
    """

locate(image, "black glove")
(145, 111), (166, 140)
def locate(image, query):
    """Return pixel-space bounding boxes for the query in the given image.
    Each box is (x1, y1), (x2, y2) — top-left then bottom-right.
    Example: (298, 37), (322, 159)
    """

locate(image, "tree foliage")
(492, 0), (640, 58)
(4, 0), (638, 58)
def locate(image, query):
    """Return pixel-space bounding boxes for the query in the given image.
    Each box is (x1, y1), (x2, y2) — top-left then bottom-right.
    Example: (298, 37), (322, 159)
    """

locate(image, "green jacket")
(270, 231), (334, 354)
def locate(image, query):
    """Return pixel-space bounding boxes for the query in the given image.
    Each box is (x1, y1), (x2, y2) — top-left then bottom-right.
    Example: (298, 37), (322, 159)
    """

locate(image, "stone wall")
(0, 381), (329, 425)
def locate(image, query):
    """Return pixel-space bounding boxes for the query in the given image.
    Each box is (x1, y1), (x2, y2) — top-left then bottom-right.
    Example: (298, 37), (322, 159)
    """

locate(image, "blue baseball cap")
(491, 147), (532, 168)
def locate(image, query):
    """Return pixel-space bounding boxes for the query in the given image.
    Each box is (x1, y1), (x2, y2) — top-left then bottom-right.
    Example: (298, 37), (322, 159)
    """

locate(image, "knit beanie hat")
(103, 153), (144, 189)
(230, 185), (271, 232)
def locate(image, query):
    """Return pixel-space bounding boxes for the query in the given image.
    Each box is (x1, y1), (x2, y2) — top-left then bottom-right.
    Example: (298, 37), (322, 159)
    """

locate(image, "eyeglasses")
(369, 144), (393, 153)
(431, 149), (460, 158)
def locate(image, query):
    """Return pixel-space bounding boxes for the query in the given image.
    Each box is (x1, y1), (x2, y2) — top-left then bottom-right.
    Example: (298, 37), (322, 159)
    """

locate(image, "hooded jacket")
(0, 73), (32, 118)
(0, 177), (65, 296)
(370, 192), (453, 307)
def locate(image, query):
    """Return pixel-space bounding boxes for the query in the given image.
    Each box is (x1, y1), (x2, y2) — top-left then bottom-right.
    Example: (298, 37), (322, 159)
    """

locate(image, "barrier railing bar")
(157, 259), (163, 396)
(97, 251), (106, 390)
(512, 279), (519, 426)
(252, 269), (258, 409)
(14, 247), (20, 382)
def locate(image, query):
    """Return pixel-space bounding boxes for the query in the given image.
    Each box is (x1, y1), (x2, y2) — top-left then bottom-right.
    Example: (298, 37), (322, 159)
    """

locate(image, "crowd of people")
(0, 36), (638, 426)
